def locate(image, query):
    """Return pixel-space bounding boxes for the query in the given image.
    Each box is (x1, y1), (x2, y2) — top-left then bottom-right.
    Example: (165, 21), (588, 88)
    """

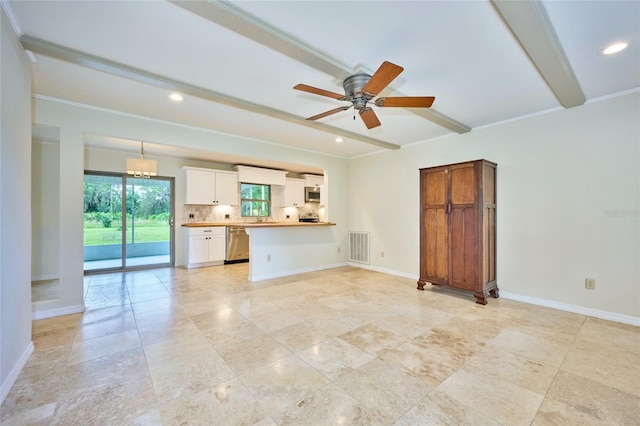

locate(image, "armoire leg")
(474, 292), (487, 305)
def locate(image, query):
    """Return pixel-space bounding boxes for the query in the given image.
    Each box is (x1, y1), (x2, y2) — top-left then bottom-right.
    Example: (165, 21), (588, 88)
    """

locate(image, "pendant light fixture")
(126, 141), (157, 178)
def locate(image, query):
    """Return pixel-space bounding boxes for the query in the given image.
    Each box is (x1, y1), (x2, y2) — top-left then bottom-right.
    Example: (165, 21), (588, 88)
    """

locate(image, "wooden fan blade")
(307, 106), (351, 121)
(362, 61), (404, 97)
(375, 96), (435, 108)
(359, 108), (381, 129)
(294, 84), (347, 100)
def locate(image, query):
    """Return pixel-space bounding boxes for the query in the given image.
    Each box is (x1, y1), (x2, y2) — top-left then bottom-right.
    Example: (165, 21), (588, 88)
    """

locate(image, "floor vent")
(349, 231), (370, 264)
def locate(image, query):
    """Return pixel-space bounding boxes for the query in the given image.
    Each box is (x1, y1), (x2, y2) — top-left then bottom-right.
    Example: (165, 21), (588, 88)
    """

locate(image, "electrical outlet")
(337, 247), (341, 253)
(585, 278), (596, 290)
(267, 254), (271, 262)
(381, 251), (385, 258)
(188, 213), (195, 219)
(224, 214), (230, 219)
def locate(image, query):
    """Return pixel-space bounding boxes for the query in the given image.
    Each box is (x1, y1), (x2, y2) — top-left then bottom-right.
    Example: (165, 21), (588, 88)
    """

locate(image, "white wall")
(349, 92), (640, 321)
(33, 97), (351, 317)
(1, 7), (34, 403)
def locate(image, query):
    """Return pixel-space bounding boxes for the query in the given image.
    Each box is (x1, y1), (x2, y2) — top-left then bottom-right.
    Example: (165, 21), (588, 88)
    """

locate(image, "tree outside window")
(240, 183), (270, 217)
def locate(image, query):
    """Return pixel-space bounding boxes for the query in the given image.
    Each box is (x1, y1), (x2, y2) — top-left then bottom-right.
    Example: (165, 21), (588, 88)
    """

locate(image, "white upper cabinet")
(280, 178), (305, 207)
(185, 169), (215, 204)
(214, 172), (239, 205)
(184, 167), (238, 205)
(234, 165), (287, 186)
(302, 174), (324, 188)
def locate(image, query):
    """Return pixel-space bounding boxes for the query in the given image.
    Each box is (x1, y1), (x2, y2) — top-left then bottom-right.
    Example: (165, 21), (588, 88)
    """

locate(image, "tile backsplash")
(183, 204), (324, 224)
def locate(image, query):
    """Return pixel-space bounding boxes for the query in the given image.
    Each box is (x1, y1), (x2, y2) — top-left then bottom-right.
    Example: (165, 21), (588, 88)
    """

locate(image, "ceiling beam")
(491, 0), (586, 108)
(20, 35), (400, 151)
(170, 0), (353, 81)
(169, 0), (471, 134)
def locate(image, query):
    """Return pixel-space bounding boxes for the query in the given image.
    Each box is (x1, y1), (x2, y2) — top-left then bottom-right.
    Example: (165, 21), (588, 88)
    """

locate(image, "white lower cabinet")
(184, 227), (225, 268)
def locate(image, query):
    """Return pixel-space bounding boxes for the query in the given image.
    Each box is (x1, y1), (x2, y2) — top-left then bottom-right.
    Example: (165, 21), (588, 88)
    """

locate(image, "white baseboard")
(348, 264), (639, 327)
(500, 292), (640, 326)
(348, 262), (419, 281)
(249, 262), (348, 282)
(1, 341), (34, 405)
(32, 303), (85, 320)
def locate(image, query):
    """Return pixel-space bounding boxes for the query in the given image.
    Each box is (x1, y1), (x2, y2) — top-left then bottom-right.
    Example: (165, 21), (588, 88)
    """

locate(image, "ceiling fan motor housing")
(294, 61), (432, 129)
(343, 73), (372, 110)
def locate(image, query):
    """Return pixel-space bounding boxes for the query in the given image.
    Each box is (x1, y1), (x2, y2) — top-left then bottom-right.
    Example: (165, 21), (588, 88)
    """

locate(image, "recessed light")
(334, 137), (344, 143)
(599, 41), (629, 56)
(169, 93), (184, 102)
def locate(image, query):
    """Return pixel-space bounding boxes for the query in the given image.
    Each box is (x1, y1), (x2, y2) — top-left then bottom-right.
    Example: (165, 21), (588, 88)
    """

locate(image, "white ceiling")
(4, 0), (639, 163)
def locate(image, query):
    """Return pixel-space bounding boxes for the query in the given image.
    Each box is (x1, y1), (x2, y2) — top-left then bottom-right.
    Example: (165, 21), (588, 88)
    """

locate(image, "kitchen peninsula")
(182, 222), (339, 281)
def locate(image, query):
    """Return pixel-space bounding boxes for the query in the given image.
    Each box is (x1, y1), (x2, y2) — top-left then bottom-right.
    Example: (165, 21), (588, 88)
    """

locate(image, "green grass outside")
(84, 224), (169, 246)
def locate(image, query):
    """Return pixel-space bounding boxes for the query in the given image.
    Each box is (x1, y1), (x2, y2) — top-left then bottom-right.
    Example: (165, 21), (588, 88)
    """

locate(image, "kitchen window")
(240, 183), (270, 217)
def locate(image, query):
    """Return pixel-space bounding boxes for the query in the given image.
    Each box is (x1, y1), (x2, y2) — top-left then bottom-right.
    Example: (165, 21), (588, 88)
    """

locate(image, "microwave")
(305, 186), (321, 203)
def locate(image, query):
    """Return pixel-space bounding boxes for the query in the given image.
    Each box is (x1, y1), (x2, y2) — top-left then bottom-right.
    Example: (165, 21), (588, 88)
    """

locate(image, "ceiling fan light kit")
(294, 61), (435, 129)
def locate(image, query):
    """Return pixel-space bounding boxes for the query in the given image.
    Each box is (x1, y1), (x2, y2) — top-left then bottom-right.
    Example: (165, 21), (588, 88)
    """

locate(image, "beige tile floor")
(2, 264), (639, 425)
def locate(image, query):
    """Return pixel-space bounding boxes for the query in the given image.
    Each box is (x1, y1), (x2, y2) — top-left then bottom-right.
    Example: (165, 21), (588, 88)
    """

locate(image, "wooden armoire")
(417, 160), (498, 304)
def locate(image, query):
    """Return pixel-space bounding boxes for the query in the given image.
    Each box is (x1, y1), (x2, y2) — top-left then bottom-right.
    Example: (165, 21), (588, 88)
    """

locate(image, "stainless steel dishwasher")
(225, 226), (249, 263)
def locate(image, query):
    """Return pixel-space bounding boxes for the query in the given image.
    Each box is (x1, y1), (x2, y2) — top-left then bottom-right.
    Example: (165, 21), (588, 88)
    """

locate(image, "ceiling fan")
(294, 61), (435, 129)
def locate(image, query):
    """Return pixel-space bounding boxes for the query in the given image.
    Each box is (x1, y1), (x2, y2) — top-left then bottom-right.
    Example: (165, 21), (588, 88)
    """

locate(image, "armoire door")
(421, 167), (449, 284)
(448, 164), (478, 291)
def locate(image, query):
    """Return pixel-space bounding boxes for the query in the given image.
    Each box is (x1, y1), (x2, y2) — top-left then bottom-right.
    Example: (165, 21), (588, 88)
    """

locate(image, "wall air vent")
(349, 231), (370, 264)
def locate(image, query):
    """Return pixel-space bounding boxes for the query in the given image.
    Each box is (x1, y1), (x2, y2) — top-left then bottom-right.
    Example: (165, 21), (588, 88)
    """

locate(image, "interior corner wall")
(1, 7), (35, 403)
(32, 141), (60, 280)
(349, 92), (640, 320)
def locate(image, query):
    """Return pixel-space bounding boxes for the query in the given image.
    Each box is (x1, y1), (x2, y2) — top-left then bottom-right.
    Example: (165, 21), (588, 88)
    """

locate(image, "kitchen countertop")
(182, 222), (335, 228)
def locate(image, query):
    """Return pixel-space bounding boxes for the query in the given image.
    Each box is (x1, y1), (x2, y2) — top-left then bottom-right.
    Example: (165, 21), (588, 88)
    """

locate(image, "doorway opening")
(83, 171), (175, 272)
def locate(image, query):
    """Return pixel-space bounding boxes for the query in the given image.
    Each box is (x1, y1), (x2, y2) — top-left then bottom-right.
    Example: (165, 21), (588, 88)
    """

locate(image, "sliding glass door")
(124, 177), (173, 267)
(83, 172), (174, 272)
